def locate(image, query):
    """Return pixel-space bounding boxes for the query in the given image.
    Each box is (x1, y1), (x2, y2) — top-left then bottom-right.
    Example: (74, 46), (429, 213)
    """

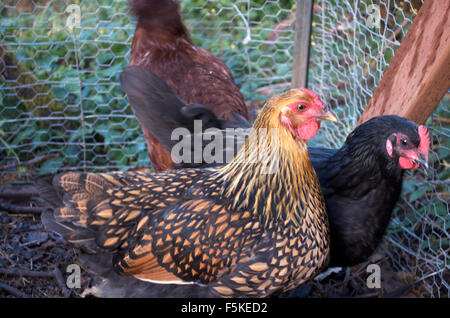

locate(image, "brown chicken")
(129, 0), (248, 172)
(37, 88), (337, 298)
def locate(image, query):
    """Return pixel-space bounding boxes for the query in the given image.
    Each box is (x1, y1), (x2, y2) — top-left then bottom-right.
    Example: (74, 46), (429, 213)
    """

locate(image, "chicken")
(308, 117), (429, 266)
(37, 87), (338, 298)
(128, 0), (248, 172)
(121, 66), (430, 267)
(122, 66), (250, 169)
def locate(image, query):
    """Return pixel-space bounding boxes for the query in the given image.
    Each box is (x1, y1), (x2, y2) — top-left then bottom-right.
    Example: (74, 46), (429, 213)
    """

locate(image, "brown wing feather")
(39, 169), (263, 286)
(38, 170), (201, 251)
(114, 198), (262, 285)
(118, 251), (182, 283)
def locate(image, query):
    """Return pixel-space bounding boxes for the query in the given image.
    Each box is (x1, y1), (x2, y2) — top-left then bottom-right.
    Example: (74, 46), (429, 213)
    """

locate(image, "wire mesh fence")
(0, 0), (448, 297)
(307, 0), (449, 298)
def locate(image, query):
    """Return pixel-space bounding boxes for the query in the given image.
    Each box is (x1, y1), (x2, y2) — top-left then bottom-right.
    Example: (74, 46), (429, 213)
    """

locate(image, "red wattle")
(399, 157), (418, 169)
(297, 121), (320, 141)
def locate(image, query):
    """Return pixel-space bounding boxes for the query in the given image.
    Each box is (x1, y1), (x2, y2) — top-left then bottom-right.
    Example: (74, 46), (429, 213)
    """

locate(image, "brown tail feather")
(40, 209), (98, 253)
(129, 0), (187, 35)
(36, 172), (131, 253)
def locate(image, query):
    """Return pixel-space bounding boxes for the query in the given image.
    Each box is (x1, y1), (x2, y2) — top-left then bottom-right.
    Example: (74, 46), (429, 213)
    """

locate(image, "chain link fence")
(0, 0), (448, 297)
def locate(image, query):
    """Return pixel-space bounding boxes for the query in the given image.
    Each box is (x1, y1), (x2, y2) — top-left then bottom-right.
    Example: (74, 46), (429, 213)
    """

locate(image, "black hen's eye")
(297, 104), (306, 111)
(400, 138), (408, 146)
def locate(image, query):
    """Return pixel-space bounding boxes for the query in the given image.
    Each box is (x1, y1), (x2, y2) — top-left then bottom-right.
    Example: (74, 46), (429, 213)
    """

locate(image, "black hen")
(308, 117), (429, 266)
(121, 66), (430, 267)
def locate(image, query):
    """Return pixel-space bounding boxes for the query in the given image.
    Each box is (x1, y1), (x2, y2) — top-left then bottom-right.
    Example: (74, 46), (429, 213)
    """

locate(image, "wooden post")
(358, 0), (450, 125)
(291, 0), (314, 89)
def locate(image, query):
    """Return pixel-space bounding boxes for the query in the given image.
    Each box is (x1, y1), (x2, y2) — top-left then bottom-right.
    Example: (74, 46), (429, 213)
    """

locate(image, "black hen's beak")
(414, 153), (429, 175)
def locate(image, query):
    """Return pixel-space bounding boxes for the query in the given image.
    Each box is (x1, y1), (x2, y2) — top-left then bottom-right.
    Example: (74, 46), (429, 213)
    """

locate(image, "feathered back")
(120, 66), (250, 169)
(127, 0), (248, 171)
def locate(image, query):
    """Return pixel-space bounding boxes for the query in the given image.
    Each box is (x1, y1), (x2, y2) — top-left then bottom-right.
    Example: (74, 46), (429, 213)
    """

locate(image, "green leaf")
(69, 127), (95, 143)
(39, 157), (64, 175)
(11, 127), (35, 145)
(100, 63), (123, 78)
(409, 187), (428, 202)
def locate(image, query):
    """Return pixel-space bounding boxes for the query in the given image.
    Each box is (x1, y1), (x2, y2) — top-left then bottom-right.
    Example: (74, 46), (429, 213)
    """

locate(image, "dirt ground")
(0, 182), (429, 298)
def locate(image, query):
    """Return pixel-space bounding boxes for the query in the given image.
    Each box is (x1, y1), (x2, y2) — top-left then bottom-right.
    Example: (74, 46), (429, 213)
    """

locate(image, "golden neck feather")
(216, 98), (322, 228)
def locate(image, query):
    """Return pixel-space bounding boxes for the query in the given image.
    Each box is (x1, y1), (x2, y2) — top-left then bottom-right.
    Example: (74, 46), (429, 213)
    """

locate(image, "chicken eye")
(297, 104), (306, 111)
(400, 138), (408, 146)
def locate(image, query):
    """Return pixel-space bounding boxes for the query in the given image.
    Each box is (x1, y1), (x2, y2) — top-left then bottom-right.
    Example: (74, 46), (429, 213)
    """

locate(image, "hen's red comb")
(298, 88), (326, 109)
(418, 125), (430, 158)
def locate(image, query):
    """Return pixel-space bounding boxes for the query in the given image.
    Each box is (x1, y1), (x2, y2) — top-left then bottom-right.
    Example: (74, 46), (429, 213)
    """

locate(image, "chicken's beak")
(315, 111), (338, 122)
(414, 153), (429, 176)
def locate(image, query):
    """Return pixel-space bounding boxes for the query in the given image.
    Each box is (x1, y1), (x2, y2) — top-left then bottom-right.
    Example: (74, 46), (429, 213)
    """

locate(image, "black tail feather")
(120, 66), (251, 168)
